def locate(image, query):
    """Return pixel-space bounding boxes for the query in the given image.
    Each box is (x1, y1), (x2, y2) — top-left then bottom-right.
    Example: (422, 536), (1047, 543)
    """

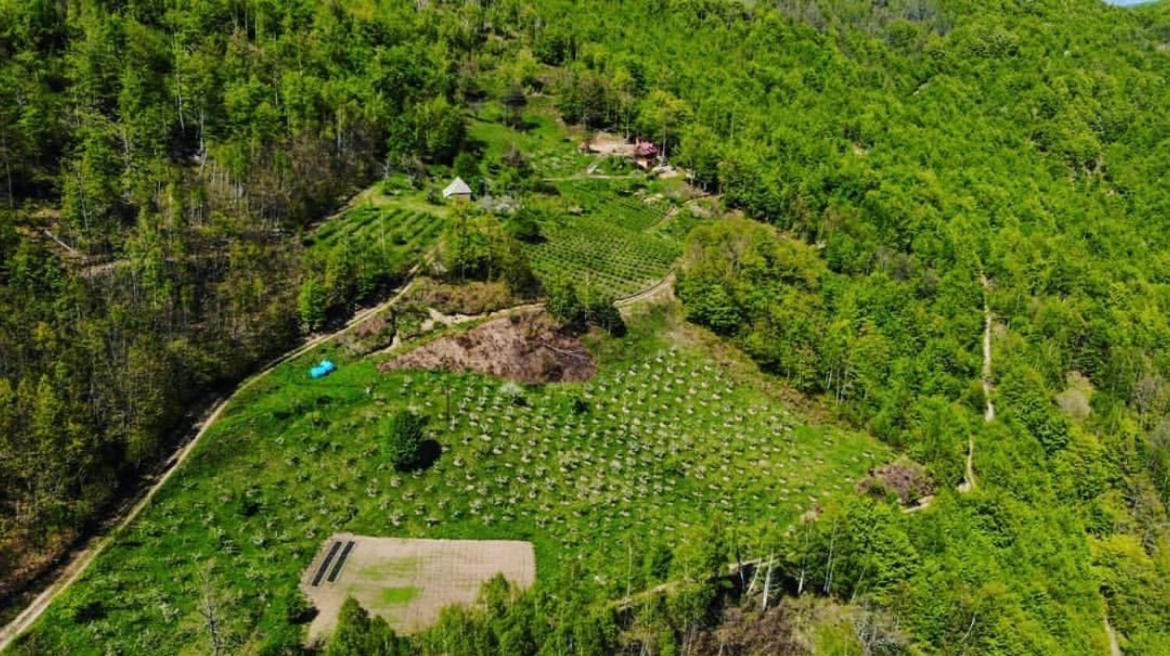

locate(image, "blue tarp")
(309, 359), (336, 379)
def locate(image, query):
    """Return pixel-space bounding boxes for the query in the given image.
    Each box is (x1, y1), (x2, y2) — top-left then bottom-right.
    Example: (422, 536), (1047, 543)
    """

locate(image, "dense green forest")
(4, 0), (1170, 653)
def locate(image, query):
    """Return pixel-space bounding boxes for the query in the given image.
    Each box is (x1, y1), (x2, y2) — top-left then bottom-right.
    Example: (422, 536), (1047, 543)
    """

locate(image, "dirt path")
(959, 276), (993, 494)
(424, 302), (545, 330)
(41, 228), (79, 257)
(79, 253), (222, 279)
(901, 495), (936, 514)
(1105, 615), (1122, 656)
(647, 195), (714, 235)
(389, 271), (671, 353)
(613, 557), (759, 610)
(647, 206), (681, 233)
(0, 280), (418, 653)
(981, 292), (995, 424)
(380, 301), (547, 355)
(615, 271), (676, 308)
(542, 173), (640, 182)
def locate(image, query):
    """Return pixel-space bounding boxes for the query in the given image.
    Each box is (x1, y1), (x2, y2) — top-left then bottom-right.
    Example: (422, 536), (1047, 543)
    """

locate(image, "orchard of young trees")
(5, 0), (1170, 653)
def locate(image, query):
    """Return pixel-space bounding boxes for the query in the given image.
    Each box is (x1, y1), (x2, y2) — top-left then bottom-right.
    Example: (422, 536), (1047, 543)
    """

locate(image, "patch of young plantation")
(524, 217), (680, 297)
(523, 180), (699, 297)
(392, 350), (881, 561)
(18, 316), (884, 655)
(308, 206), (443, 255)
(558, 180), (673, 232)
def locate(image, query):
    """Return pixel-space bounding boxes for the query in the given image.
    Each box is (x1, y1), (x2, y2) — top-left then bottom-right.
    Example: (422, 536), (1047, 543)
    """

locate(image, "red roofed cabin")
(633, 139), (659, 169)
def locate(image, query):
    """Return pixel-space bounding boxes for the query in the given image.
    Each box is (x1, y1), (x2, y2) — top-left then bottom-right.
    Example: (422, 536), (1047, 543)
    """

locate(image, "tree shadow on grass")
(415, 439), (442, 471)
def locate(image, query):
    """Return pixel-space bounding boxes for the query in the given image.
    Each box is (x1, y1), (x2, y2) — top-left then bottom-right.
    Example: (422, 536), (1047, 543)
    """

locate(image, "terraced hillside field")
(557, 180), (674, 232)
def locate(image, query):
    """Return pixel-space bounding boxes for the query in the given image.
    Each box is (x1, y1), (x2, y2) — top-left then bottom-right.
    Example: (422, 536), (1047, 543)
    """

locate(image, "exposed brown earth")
(587, 131), (637, 156)
(857, 459), (934, 507)
(380, 309), (595, 383)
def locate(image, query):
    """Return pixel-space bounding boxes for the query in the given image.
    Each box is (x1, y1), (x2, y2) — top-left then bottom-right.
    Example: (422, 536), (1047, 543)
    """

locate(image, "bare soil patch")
(587, 131), (635, 156)
(300, 535), (535, 644)
(380, 309), (595, 383)
(856, 458), (934, 507)
(340, 312), (397, 355)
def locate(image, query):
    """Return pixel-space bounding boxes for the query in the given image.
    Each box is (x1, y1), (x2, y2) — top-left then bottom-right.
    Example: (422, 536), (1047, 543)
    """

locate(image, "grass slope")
(12, 305), (885, 654)
(467, 98), (592, 178)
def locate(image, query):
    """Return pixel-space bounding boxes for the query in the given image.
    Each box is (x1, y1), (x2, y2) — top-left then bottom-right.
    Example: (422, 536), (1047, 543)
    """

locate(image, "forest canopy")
(4, 0), (1170, 654)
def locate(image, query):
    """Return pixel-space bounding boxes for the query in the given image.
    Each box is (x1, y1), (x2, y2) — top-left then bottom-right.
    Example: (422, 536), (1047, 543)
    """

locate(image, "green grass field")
(12, 305), (886, 654)
(380, 587), (419, 605)
(468, 98), (592, 178)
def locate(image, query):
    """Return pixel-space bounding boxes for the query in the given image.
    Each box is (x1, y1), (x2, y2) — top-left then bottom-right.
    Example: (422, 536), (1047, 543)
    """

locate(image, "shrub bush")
(386, 411), (427, 471)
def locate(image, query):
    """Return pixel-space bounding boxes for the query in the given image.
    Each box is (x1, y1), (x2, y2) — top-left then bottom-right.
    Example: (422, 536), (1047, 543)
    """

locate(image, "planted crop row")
(312, 209), (442, 256)
(523, 217), (679, 297)
(314, 207), (386, 244)
(557, 182), (670, 233)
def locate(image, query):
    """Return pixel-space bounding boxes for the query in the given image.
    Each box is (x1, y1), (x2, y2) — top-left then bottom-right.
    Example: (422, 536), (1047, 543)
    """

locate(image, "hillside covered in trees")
(4, 0), (1170, 654)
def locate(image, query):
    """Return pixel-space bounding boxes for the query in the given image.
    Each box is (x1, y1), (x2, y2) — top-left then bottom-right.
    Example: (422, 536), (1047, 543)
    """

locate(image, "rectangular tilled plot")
(300, 535), (535, 646)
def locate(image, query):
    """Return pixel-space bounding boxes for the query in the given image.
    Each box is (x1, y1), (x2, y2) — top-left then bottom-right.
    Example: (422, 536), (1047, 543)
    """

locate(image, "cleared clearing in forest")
(300, 535), (535, 644)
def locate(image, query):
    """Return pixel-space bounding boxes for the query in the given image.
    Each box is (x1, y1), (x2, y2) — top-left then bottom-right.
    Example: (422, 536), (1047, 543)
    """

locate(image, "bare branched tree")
(198, 566), (225, 656)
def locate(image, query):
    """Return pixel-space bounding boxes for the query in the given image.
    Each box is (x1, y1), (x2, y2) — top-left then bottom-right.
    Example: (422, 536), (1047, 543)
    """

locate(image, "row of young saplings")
(318, 356), (872, 545)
